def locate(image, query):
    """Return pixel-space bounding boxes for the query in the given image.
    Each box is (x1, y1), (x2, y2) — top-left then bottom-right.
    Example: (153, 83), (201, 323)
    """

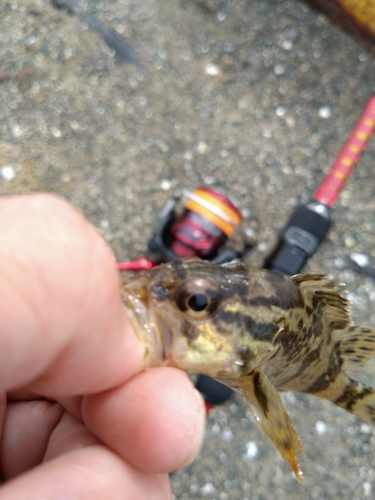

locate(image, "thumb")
(0, 193), (144, 396)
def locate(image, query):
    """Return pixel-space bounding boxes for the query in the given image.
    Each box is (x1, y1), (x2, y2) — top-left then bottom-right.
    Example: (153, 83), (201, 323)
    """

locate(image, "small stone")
(197, 141), (208, 154)
(345, 236), (355, 248)
(51, 127), (62, 138)
(281, 40), (293, 50)
(276, 106), (286, 116)
(318, 106), (332, 119)
(0, 165), (16, 181)
(11, 125), (22, 138)
(315, 420), (328, 436)
(220, 149), (229, 158)
(350, 252), (370, 267)
(0, 69), (9, 82)
(274, 63), (285, 75)
(160, 179), (172, 190)
(183, 151), (193, 160)
(157, 48), (167, 59)
(205, 63), (220, 76)
(245, 441), (259, 459)
(15, 67), (35, 83)
(200, 483), (216, 495)
(25, 35), (36, 45)
(241, 207), (251, 219)
(211, 423), (221, 435)
(284, 391), (297, 405)
(222, 428), (233, 441)
(360, 423), (372, 434)
(203, 175), (215, 185)
(363, 482), (372, 496)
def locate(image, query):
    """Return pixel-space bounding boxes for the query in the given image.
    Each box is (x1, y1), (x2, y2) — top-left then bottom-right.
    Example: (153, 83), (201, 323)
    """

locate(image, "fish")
(120, 257), (375, 481)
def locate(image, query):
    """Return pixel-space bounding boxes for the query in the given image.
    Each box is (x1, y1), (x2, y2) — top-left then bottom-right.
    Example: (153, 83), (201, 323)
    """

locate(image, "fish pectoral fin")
(292, 274), (351, 329)
(334, 326), (375, 371)
(239, 370), (304, 482)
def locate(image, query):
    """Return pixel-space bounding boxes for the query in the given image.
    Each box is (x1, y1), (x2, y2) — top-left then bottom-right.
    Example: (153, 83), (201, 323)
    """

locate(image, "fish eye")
(188, 293), (209, 312)
(175, 279), (221, 318)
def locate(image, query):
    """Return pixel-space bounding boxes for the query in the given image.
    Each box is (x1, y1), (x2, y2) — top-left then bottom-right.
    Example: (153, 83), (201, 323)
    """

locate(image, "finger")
(0, 446), (171, 500)
(0, 401), (96, 479)
(0, 193), (143, 396)
(82, 367), (206, 473)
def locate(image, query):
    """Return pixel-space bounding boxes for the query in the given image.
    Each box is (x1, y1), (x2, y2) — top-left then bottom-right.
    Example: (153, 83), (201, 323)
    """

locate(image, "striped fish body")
(121, 258), (375, 481)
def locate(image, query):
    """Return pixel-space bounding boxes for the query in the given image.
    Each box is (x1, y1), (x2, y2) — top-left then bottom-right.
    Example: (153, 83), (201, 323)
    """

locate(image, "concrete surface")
(1, 0), (375, 498)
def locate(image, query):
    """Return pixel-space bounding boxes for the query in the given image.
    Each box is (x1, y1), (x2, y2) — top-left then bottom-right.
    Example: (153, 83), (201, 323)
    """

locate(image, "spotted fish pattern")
(121, 258), (375, 480)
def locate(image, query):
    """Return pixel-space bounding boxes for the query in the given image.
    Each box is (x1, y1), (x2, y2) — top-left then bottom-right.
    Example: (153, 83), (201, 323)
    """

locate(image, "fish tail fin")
(335, 377), (375, 424)
(240, 370), (304, 482)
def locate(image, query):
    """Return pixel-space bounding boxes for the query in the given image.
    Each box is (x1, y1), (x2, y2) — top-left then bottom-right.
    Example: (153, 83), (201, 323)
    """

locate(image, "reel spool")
(149, 187), (249, 263)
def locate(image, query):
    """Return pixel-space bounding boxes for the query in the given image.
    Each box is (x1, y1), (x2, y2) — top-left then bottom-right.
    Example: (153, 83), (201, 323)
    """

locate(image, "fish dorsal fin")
(239, 369), (304, 482)
(292, 274), (351, 329)
(334, 326), (375, 371)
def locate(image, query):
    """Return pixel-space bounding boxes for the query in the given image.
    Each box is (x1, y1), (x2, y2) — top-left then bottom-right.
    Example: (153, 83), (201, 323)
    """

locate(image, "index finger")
(0, 193), (144, 396)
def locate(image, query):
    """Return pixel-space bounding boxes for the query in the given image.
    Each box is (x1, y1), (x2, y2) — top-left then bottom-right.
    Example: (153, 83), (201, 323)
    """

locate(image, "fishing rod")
(264, 94), (375, 274)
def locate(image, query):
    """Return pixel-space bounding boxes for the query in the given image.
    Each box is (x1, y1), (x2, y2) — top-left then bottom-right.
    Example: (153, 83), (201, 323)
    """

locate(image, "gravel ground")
(1, 0), (375, 498)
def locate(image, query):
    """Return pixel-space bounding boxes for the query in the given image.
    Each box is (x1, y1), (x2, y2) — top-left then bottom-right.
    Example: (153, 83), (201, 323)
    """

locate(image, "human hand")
(0, 193), (205, 499)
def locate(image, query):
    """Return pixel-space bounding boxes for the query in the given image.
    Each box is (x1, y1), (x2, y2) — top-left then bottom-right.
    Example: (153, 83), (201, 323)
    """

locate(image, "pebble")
(203, 175), (215, 185)
(222, 428), (234, 441)
(0, 69), (9, 81)
(245, 441), (259, 459)
(51, 127), (62, 138)
(363, 482), (372, 496)
(284, 391), (297, 405)
(160, 179), (172, 190)
(315, 420), (328, 436)
(200, 483), (216, 495)
(197, 141), (208, 154)
(360, 423), (372, 434)
(350, 252), (370, 267)
(205, 63), (220, 76)
(274, 63), (285, 75)
(15, 67), (34, 83)
(0, 165), (16, 181)
(318, 106), (332, 119)
(276, 106), (287, 116)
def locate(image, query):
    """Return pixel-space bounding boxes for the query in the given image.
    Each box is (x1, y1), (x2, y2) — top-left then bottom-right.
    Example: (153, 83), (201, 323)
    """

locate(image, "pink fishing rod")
(314, 95), (375, 207)
(265, 95), (375, 274)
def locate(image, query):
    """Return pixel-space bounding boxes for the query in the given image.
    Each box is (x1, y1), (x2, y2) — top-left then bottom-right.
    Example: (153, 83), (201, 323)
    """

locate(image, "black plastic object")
(264, 201), (331, 274)
(195, 374), (234, 406)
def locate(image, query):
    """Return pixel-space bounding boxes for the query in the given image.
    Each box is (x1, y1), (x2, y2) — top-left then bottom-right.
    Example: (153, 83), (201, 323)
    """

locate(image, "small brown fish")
(121, 258), (375, 481)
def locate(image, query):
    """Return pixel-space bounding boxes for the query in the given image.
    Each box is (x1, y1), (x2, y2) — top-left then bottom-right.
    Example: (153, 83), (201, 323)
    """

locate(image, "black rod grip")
(263, 201), (331, 275)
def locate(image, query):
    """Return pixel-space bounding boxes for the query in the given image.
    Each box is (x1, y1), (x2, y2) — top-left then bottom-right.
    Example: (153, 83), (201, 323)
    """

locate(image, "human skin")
(0, 193), (205, 499)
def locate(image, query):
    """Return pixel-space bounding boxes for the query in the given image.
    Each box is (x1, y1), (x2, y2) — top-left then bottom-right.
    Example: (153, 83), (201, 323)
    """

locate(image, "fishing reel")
(148, 187), (255, 264)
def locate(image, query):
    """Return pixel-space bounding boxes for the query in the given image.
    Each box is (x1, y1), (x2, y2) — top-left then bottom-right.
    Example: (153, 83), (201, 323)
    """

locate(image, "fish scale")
(120, 257), (375, 481)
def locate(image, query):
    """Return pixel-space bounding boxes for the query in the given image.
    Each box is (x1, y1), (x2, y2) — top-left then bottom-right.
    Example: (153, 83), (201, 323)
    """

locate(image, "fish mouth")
(121, 274), (167, 368)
